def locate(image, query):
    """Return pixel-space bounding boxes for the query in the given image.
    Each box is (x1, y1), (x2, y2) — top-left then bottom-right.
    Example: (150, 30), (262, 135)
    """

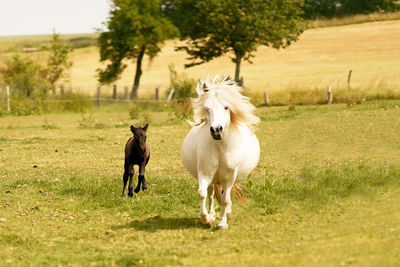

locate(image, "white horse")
(181, 75), (260, 229)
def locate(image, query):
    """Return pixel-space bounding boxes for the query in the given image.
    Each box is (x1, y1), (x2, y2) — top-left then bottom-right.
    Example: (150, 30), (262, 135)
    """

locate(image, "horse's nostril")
(211, 126), (223, 133)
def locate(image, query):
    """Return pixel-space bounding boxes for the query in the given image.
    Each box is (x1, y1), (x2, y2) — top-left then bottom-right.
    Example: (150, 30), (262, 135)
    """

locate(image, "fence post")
(167, 88), (175, 102)
(6, 85), (10, 112)
(155, 87), (159, 101)
(327, 85), (332, 105)
(60, 84), (64, 98)
(347, 70), (352, 89)
(124, 86), (129, 105)
(113, 84), (117, 99)
(264, 91), (269, 105)
(238, 76), (244, 87)
(97, 86), (101, 108)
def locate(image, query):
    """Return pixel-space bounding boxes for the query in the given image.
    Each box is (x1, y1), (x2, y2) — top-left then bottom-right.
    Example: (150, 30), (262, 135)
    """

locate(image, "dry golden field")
(0, 19), (399, 99)
(63, 20), (400, 98)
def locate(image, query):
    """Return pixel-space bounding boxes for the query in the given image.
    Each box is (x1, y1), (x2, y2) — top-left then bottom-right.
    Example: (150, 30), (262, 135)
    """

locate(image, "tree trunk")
(131, 45), (146, 99)
(234, 53), (242, 84)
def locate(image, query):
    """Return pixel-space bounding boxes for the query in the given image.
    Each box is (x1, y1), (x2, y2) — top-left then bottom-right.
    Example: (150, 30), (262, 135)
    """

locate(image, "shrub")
(128, 104), (142, 120)
(168, 64), (196, 102)
(173, 99), (193, 120)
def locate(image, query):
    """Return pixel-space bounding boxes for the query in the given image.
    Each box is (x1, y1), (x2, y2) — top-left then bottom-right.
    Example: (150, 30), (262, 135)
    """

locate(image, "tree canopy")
(302, 0), (399, 19)
(172, 0), (305, 83)
(45, 30), (72, 93)
(97, 0), (179, 98)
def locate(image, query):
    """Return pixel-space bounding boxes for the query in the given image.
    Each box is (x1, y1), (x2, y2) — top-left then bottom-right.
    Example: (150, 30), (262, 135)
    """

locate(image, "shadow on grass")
(112, 215), (205, 232)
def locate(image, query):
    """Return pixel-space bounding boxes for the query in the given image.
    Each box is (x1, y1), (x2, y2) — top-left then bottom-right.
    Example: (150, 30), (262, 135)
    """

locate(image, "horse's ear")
(196, 81), (208, 96)
(130, 125), (136, 134)
(223, 75), (235, 85)
(142, 123), (148, 132)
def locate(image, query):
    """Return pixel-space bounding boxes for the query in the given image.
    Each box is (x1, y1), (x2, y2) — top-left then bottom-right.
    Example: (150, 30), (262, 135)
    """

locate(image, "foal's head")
(130, 124), (148, 152)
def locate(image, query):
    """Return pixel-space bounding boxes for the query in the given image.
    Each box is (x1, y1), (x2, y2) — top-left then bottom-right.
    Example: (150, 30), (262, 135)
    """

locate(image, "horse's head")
(130, 124), (148, 151)
(198, 83), (231, 140)
(193, 75), (260, 141)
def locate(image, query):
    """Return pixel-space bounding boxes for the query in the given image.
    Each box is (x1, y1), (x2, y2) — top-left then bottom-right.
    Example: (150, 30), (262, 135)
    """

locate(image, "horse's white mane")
(191, 75), (260, 129)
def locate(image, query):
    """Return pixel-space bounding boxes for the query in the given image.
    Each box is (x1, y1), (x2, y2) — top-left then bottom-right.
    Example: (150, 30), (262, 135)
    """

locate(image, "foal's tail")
(214, 184), (246, 204)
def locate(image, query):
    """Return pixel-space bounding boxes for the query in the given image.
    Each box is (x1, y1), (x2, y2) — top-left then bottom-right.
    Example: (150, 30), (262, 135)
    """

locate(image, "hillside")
(1, 20), (400, 98)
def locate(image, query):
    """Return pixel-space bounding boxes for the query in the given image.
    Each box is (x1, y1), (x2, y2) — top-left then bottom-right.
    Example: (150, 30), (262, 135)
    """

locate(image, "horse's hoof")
(134, 187), (140, 194)
(128, 192), (133, 197)
(209, 213), (216, 222)
(142, 186), (147, 192)
(200, 214), (214, 226)
(218, 222), (229, 230)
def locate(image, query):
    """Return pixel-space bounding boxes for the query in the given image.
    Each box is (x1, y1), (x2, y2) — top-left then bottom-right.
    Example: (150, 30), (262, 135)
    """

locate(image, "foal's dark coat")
(122, 124), (150, 196)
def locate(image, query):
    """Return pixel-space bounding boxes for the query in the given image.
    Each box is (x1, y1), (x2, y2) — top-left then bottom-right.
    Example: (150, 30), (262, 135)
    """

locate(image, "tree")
(302, 0), (399, 19)
(97, 0), (179, 99)
(173, 0), (305, 84)
(302, 0), (338, 19)
(45, 29), (72, 94)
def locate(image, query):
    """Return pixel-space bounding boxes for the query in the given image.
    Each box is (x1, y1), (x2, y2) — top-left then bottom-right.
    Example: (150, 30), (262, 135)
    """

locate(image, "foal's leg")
(207, 184), (216, 222)
(122, 161), (131, 197)
(218, 169), (238, 230)
(198, 173), (213, 226)
(127, 164), (135, 197)
(122, 172), (129, 197)
(134, 164), (147, 193)
(140, 165), (148, 192)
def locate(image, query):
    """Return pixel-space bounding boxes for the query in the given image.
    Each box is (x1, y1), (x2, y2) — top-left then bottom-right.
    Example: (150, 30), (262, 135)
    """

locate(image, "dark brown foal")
(122, 124), (150, 197)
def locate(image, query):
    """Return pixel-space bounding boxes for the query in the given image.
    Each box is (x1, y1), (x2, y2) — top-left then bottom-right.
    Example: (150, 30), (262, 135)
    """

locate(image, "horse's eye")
(205, 107), (210, 112)
(224, 106), (229, 110)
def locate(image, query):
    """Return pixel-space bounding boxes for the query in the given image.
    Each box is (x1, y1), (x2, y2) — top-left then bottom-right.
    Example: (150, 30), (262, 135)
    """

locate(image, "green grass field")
(1, 100), (400, 266)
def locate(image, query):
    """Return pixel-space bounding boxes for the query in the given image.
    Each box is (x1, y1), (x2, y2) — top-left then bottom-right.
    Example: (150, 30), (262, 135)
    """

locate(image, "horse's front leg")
(122, 172), (129, 197)
(218, 168), (238, 230)
(198, 173), (214, 226)
(207, 184), (216, 222)
(134, 164), (147, 193)
(127, 164), (135, 197)
(122, 161), (129, 197)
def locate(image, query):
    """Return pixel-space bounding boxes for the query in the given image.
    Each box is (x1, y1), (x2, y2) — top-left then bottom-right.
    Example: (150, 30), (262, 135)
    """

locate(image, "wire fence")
(0, 84), (194, 114)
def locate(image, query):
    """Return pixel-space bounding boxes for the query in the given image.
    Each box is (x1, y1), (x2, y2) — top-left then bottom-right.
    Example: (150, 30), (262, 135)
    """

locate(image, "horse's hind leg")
(207, 185), (216, 222)
(127, 164), (135, 197)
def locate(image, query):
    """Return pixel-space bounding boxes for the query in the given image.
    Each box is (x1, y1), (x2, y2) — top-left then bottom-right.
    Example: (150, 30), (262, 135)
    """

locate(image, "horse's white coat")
(181, 76), (260, 229)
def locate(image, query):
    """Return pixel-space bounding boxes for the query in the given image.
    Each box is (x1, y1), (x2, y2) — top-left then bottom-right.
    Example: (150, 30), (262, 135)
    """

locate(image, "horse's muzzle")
(210, 126), (223, 140)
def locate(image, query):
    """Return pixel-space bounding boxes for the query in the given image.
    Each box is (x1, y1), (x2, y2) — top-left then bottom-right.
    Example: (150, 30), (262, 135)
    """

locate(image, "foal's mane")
(191, 75), (260, 129)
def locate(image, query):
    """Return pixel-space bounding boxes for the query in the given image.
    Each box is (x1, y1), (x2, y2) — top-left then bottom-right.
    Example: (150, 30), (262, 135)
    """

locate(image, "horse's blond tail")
(214, 184), (246, 204)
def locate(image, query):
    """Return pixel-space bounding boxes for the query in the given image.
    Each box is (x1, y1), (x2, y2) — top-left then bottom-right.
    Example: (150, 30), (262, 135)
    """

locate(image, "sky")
(0, 0), (111, 36)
